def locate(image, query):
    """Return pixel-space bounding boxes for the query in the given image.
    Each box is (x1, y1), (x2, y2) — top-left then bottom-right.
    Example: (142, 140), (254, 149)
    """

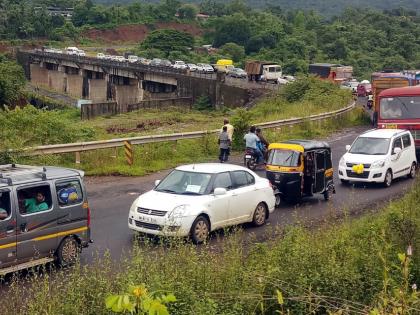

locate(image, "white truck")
(245, 61), (283, 83)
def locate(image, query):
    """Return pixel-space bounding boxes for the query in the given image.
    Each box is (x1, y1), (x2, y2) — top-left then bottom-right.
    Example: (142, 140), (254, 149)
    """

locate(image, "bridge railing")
(21, 102), (356, 163)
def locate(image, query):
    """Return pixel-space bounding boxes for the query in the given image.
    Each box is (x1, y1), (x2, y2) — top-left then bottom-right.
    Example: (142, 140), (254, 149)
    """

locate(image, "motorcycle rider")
(367, 92), (373, 108)
(256, 128), (269, 159)
(244, 126), (264, 164)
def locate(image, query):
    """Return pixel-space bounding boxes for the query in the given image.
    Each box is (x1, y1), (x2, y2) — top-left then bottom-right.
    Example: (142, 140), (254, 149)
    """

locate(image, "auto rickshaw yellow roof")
(268, 143), (304, 152)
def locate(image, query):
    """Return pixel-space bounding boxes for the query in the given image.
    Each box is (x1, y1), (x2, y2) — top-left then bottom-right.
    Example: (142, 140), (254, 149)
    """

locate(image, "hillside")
(94, 0), (420, 15)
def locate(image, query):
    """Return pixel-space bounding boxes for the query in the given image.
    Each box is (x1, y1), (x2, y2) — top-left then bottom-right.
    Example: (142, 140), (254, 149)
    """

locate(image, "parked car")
(228, 67), (247, 78)
(357, 82), (372, 97)
(0, 164), (92, 276)
(97, 53), (105, 59)
(341, 80), (359, 93)
(173, 60), (188, 70)
(202, 64), (214, 73)
(104, 55), (113, 60)
(116, 56), (126, 62)
(128, 163), (275, 244)
(65, 47), (79, 55)
(196, 63), (205, 72)
(338, 129), (417, 187)
(150, 58), (162, 66)
(187, 63), (198, 71)
(161, 59), (172, 67)
(127, 55), (139, 63)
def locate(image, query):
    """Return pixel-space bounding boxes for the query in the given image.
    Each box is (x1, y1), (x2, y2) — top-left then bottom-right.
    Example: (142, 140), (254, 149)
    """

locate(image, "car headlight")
(168, 204), (190, 219)
(129, 199), (138, 213)
(371, 160), (385, 169)
(339, 157), (346, 167)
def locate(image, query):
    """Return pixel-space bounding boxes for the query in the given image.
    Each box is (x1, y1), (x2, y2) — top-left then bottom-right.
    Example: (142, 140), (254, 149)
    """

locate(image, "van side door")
(54, 178), (88, 243)
(15, 183), (58, 262)
(0, 189), (17, 268)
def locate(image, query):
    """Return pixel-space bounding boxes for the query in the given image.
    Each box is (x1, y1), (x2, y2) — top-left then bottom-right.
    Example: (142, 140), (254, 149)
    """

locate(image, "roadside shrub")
(0, 106), (95, 153)
(231, 108), (252, 149)
(193, 95), (212, 111)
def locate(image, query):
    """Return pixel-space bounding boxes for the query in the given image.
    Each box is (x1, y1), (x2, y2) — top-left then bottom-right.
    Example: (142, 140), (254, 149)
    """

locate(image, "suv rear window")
(56, 180), (83, 207)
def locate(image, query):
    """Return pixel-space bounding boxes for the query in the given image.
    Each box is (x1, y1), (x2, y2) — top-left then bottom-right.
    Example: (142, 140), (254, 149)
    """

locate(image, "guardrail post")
(124, 141), (133, 166)
(75, 151), (81, 164)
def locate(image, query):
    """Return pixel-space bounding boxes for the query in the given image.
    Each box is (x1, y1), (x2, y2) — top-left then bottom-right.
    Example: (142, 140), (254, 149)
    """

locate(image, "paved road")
(80, 125), (416, 264)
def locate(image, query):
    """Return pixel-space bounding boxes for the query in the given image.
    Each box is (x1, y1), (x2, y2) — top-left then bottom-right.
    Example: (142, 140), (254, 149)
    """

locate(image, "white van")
(339, 129), (417, 187)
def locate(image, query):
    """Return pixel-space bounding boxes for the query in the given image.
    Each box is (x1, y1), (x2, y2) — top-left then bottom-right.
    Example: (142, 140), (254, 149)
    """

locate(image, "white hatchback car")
(339, 129), (417, 187)
(128, 163), (275, 243)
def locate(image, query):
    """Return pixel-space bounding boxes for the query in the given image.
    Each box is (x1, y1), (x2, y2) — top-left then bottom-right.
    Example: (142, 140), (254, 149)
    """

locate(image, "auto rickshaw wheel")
(275, 194), (281, 207)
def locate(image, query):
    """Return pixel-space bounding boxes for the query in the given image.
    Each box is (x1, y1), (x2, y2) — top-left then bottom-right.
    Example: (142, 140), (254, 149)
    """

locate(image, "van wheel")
(252, 203), (267, 227)
(383, 169), (393, 188)
(408, 162), (416, 179)
(56, 237), (79, 267)
(190, 216), (210, 245)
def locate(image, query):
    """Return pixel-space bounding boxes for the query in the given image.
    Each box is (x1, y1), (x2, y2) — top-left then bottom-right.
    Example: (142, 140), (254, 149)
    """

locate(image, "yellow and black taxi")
(266, 140), (335, 205)
(0, 164), (91, 276)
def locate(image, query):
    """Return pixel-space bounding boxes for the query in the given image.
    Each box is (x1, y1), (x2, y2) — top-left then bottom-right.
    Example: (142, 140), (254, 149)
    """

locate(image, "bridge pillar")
(48, 65), (66, 93)
(65, 68), (84, 99)
(30, 63), (49, 87)
(108, 75), (143, 112)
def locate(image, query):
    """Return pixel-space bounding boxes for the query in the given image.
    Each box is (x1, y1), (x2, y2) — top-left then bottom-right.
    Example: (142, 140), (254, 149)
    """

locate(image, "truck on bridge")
(308, 63), (353, 83)
(245, 61), (283, 83)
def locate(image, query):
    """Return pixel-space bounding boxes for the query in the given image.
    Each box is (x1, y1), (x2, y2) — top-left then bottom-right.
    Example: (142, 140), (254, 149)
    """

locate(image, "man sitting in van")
(24, 192), (49, 214)
(0, 207), (7, 220)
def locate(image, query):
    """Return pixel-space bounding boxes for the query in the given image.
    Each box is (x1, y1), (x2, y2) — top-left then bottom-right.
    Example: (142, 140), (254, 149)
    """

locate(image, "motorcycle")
(244, 148), (258, 170)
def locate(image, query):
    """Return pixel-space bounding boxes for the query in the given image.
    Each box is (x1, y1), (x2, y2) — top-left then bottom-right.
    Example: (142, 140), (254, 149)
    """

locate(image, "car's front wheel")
(383, 169), (393, 188)
(190, 216), (210, 244)
(252, 203), (267, 227)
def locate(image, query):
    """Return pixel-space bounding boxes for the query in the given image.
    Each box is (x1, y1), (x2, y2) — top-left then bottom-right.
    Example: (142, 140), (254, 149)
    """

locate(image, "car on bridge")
(228, 67), (247, 78)
(173, 61), (188, 70)
(128, 163), (275, 244)
(339, 129), (417, 187)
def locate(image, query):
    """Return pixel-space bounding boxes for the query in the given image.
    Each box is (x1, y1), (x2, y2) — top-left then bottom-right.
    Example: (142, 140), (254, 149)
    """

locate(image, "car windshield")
(267, 149), (301, 167)
(155, 170), (212, 195)
(349, 137), (390, 155)
(379, 96), (420, 119)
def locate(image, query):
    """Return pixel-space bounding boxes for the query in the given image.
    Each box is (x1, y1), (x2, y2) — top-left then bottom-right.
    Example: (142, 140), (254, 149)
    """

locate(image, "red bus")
(377, 85), (420, 153)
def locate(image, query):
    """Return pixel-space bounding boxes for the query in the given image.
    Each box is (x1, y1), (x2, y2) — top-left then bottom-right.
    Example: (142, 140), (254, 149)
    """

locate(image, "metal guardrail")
(25, 102), (356, 161)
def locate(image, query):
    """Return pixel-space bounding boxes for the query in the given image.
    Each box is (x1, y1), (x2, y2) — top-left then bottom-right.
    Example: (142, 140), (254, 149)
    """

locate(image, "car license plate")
(245, 155), (252, 159)
(386, 124), (397, 129)
(138, 216), (157, 224)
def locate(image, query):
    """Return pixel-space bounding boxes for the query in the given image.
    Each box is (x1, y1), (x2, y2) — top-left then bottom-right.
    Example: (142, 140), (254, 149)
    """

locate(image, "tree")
(213, 14), (251, 47)
(140, 29), (194, 57)
(220, 42), (245, 62)
(177, 4), (198, 20)
(0, 59), (26, 106)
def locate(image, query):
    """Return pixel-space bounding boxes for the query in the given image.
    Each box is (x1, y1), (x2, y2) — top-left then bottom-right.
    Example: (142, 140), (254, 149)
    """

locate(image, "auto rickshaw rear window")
(268, 149), (301, 167)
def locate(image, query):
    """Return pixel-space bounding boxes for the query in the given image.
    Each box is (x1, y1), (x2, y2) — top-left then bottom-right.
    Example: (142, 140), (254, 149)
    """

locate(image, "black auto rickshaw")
(266, 140), (335, 205)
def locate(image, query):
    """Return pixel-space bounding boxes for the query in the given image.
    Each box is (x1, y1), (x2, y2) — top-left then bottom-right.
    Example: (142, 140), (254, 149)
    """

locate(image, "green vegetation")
(2, 177), (418, 314)
(0, 56), (26, 106)
(140, 29), (194, 57)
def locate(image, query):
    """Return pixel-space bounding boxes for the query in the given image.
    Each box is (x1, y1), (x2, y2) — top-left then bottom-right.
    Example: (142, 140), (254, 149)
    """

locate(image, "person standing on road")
(218, 126), (231, 163)
(222, 118), (234, 156)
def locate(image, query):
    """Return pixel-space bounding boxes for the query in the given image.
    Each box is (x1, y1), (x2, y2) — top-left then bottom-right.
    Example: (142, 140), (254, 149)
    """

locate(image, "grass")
(1, 177), (419, 315)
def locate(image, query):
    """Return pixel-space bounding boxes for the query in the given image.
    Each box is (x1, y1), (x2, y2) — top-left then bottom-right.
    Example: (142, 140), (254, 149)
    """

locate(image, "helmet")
(58, 187), (79, 204)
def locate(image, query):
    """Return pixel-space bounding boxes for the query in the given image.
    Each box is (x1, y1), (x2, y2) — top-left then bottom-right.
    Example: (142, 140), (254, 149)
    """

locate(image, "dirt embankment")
(84, 22), (203, 43)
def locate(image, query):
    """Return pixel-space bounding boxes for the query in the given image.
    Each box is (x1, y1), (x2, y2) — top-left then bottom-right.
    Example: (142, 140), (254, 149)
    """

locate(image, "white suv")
(339, 129), (417, 187)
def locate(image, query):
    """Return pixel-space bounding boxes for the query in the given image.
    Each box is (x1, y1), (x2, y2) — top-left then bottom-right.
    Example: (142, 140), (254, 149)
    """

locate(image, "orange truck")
(308, 63), (353, 83)
(371, 72), (411, 125)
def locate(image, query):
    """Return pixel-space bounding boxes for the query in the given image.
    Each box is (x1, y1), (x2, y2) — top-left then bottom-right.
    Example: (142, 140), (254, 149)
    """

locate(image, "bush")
(193, 95), (212, 111)
(231, 108), (252, 149)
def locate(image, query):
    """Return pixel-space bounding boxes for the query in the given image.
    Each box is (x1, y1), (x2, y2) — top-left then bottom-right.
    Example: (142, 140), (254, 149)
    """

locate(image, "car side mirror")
(345, 145), (351, 151)
(214, 188), (227, 196)
(154, 180), (161, 187)
(393, 147), (402, 155)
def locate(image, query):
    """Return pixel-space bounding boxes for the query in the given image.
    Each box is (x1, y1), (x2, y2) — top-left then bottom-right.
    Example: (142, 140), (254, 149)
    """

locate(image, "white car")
(202, 64), (214, 73)
(97, 53), (105, 59)
(339, 129), (417, 187)
(116, 56), (126, 62)
(77, 49), (86, 57)
(173, 60), (188, 70)
(128, 163), (276, 244)
(128, 55), (139, 63)
(187, 63), (198, 71)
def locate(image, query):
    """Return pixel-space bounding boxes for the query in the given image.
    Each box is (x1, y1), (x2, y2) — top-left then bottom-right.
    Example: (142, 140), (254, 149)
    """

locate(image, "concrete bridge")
(17, 50), (255, 111)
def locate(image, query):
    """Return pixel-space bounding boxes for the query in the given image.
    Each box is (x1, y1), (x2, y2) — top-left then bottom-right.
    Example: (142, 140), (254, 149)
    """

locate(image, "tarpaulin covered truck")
(309, 63), (353, 83)
(245, 61), (282, 83)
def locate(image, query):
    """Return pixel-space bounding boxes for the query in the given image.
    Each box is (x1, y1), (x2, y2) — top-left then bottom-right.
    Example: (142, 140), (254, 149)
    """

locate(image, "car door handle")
(6, 226), (15, 234)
